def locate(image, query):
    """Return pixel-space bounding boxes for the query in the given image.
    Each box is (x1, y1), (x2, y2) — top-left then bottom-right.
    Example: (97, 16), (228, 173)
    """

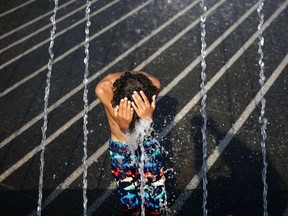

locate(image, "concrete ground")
(0, 0), (287, 215)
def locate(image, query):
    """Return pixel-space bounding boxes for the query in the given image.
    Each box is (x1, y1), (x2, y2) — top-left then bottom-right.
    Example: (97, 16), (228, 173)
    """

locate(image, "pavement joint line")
(0, 0), (37, 18)
(0, 0), (201, 150)
(0, 0), (152, 96)
(0, 99), (100, 183)
(27, 138), (109, 216)
(170, 51), (288, 216)
(0, 0), (199, 98)
(137, 0), (258, 94)
(0, 0), (128, 70)
(0, 0), (79, 41)
(0, 0), (103, 54)
(86, 181), (116, 216)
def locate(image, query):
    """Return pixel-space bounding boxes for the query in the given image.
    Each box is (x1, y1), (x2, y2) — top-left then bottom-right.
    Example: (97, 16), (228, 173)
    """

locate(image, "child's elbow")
(95, 83), (104, 98)
(95, 81), (111, 102)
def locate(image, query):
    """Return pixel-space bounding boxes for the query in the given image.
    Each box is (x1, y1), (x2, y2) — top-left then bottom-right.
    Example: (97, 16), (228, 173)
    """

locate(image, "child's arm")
(95, 77), (114, 112)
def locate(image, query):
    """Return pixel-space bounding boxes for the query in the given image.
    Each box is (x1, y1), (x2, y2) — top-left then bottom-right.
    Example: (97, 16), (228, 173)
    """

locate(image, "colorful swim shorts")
(109, 139), (166, 215)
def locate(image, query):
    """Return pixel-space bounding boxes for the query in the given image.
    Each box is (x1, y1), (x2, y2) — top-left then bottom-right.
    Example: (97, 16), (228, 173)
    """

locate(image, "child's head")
(111, 71), (158, 131)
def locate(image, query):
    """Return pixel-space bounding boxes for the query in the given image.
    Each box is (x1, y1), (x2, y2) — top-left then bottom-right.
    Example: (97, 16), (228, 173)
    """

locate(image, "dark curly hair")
(111, 71), (159, 132)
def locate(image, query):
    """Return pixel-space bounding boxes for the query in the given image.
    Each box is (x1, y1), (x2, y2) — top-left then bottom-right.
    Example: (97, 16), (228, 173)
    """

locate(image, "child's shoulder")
(96, 72), (122, 91)
(95, 80), (111, 98)
(95, 72), (124, 102)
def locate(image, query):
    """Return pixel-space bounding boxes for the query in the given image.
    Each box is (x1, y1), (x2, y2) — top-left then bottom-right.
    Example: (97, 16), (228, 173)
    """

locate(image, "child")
(95, 71), (166, 215)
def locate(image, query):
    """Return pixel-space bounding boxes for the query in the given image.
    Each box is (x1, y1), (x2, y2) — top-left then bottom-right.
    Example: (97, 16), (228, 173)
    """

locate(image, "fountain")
(82, 0), (92, 215)
(27, 0), (279, 215)
(199, 0), (208, 215)
(257, 0), (269, 215)
(36, 0), (59, 215)
(36, 0), (92, 215)
(126, 119), (168, 216)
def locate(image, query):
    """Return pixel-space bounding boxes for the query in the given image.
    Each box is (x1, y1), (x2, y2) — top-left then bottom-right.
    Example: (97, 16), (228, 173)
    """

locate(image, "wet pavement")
(0, 0), (287, 215)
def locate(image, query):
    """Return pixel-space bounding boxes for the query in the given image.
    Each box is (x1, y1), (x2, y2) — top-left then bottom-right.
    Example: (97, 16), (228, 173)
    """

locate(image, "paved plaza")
(0, 0), (287, 215)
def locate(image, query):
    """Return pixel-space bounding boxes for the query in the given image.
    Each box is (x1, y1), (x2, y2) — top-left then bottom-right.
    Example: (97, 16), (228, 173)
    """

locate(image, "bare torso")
(95, 72), (160, 143)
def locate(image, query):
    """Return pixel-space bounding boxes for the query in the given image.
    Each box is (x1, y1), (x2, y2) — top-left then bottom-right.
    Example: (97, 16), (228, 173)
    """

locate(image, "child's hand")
(113, 97), (134, 132)
(131, 91), (156, 120)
